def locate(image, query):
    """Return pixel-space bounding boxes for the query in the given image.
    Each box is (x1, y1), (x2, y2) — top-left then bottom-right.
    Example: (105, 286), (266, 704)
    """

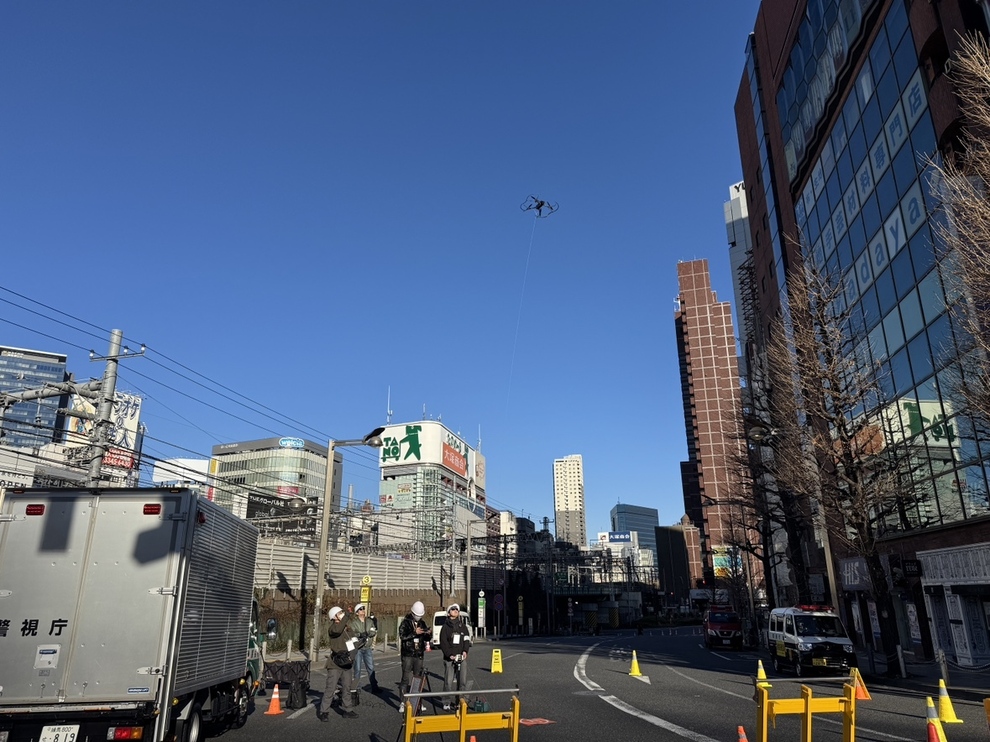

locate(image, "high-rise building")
(734, 0), (990, 663)
(610, 503), (659, 564)
(377, 420), (491, 559)
(0, 346), (69, 448)
(725, 182), (753, 379)
(553, 454), (587, 547)
(674, 260), (748, 586)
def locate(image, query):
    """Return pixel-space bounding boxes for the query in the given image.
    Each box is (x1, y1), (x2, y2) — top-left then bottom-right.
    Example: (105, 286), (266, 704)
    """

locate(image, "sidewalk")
(856, 648), (990, 703)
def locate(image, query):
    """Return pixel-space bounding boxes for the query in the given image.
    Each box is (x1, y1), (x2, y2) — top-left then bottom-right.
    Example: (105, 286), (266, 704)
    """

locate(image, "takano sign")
(380, 421), (470, 477)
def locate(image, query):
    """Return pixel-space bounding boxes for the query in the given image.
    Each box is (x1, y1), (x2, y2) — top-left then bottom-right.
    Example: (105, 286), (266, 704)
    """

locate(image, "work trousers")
(443, 659), (468, 705)
(320, 664), (353, 715)
(399, 654), (424, 701)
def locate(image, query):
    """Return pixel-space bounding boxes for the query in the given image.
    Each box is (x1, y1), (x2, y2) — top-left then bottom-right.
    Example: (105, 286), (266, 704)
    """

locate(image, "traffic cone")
(926, 696), (947, 742)
(850, 667), (871, 701)
(937, 679), (963, 723)
(629, 650), (642, 677)
(737, 725), (749, 742)
(265, 684), (283, 715)
(927, 721), (940, 742)
(756, 660), (771, 688)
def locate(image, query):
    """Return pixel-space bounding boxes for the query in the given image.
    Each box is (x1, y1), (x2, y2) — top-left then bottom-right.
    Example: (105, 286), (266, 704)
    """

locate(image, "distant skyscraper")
(724, 181), (752, 379)
(553, 454), (586, 547)
(0, 346), (69, 448)
(610, 503), (659, 563)
(674, 260), (747, 586)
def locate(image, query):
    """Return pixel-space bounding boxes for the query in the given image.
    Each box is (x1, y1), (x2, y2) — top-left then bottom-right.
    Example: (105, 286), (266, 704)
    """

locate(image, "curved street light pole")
(311, 427), (385, 660)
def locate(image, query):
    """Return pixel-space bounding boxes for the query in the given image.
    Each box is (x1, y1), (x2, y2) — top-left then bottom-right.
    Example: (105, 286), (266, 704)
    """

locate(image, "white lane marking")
(709, 650), (733, 661)
(577, 642), (911, 742)
(574, 643), (719, 742)
(633, 675), (651, 684)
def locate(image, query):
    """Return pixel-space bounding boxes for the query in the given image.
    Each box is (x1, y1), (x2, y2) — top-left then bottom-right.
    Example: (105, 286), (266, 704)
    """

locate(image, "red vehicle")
(703, 605), (743, 649)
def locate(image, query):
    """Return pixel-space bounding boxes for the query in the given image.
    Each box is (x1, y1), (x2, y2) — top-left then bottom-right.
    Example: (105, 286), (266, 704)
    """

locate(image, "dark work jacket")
(439, 616), (471, 660)
(328, 616), (355, 655)
(398, 613), (429, 658)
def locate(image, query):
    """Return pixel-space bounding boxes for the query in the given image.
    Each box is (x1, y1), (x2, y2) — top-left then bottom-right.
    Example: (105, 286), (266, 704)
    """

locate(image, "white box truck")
(0, 488), (265, 742)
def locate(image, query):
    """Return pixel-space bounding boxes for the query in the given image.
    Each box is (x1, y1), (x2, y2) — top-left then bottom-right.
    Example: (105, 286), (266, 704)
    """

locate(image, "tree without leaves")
(927, 33), (990, 436)
(764, 260), (930, 672)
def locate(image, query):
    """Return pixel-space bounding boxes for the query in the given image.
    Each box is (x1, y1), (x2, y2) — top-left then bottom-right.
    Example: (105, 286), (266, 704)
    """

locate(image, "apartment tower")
(553, 454), (587, 547)
(674, 259), (747, 587)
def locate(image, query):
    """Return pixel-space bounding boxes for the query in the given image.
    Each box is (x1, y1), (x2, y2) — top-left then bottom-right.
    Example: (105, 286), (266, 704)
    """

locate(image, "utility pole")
(69, 330), (144, 487)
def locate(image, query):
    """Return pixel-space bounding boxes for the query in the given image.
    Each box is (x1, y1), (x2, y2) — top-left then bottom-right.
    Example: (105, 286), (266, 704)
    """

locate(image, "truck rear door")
(0, 489), (190, 706)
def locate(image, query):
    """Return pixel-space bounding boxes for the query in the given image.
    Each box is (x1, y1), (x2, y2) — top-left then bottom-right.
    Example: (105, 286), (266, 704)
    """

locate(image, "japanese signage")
(379, 421), (474, 477)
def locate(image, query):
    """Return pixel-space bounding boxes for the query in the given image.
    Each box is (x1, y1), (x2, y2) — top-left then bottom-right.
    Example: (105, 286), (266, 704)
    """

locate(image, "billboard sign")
(64, 392), (142, 470)
(380, 421), (472, 476)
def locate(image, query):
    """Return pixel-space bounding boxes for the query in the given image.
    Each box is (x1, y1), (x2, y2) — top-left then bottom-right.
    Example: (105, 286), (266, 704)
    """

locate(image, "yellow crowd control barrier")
(402, 687), (520, 742)
(754, 680), (857, 742)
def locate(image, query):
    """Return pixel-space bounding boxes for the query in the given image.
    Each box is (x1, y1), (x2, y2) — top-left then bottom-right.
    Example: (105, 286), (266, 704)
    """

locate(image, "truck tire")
(177, 705), (202, 742)
(233, 677), (252, 728)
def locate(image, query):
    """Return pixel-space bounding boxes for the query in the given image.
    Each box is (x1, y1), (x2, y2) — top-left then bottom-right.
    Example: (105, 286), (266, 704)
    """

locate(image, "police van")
(767, 605), (857, 676)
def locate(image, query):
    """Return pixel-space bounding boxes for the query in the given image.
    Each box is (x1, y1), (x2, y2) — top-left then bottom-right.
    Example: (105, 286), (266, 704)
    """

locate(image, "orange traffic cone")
(265, 683), (283, 715)
(850, 667), (871, 701)
(927, 721), (940, 742)
(937, 679), (963, 723)
(738, 725), (749, 742)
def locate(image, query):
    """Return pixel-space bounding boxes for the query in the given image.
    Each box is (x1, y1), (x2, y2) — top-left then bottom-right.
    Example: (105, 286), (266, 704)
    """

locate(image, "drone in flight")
(520, 194), (559, 218)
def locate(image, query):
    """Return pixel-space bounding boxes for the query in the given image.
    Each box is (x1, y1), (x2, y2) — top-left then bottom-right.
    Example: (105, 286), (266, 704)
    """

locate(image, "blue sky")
(1, 2), (761, 536)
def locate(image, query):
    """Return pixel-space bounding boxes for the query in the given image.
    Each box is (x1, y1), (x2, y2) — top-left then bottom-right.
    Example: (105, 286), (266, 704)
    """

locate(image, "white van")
(430, 610), (474, 649)
(767, 604), (857, 676)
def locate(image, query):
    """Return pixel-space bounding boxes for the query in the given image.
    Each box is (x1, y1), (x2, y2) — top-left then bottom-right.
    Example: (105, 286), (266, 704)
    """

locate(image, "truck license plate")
(813, 658), (827, 666)
(41, 725), (79, 742)
(722, 639), (731, 645)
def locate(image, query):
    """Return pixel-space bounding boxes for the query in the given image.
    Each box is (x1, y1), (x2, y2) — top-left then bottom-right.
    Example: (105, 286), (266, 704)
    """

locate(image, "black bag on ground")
(286, 680), (309, 709)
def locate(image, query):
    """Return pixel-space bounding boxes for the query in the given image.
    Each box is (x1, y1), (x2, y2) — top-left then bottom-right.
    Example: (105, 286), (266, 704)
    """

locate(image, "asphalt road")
(219, 628), (990, 742)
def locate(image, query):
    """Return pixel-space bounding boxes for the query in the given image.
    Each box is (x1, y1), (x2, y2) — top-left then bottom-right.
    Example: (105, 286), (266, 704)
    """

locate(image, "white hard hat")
(411, 601), (425, 618)
(328, 606), (344, 620)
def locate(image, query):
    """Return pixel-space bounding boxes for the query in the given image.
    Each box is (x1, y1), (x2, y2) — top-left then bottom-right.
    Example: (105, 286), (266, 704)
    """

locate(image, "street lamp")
(311, 426), (385, 659)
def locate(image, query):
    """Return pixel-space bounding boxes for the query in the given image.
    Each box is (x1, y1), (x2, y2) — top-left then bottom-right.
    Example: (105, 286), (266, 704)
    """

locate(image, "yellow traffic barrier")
(629, 650), (642, 677)
(402, 688), (520, 742)
(492, 648), (503, 673)
(756, 660), (771, 689)
(938, 679), (963, 723)
(754, 680), (856, 742)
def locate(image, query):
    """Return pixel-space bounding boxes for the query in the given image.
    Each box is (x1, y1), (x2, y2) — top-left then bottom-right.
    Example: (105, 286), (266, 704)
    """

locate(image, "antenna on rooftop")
(386, 386), (393, 424)
(478, 425), (482, 452)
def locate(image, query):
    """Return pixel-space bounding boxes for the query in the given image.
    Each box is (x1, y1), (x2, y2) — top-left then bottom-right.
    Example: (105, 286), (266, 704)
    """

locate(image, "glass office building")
(0, 346), (69, 449)
(735, 0), (990, 664)
(610, 503), (660, 565)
